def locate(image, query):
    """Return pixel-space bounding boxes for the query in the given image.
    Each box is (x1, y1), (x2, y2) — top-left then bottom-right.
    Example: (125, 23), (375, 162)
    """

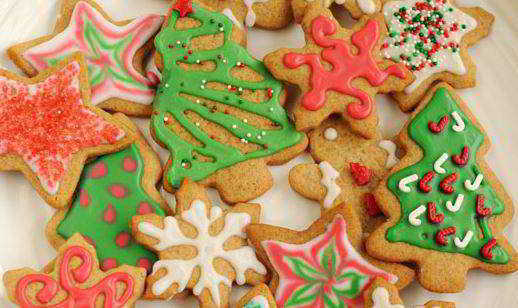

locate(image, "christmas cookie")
(264, 2), (412, 139)
(151, 0), (308, 204)
(131, 179), (267, 307)
(380, 0), (494, 111)
(292, 0), (382, 24)
(45, 115), (170, 274)
(363, 277), (456, 308)
(246, 203), (415, 308)
(236, 283), (276, 308)
(0, 52), (133, 209)
(366, 83), (518, 292)
(8, 0), (164, 116)
(2, 233), (146, 308)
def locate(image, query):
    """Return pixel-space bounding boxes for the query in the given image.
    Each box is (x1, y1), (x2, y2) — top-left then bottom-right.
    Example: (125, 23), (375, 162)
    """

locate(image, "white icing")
(222, 8), (243, 29)
(379, 140), (399, 168)
(319, 161), (341, 209)
(246, 295), (270, 308)
(357, 0), (376, 14)
(382, 0), (477, 94)
(434, 153), (449, 174)
(451, 111), (465, 132)
(243, 0), (268, 27)
(446, 194), (464, 212)
(465, 173), (483, 191)
(138, 200), (267, 305)
(408, 205), (426, 226)
(372, 287), (405, 308)
(324, 127), (338, 141)
(454, 230), (473, 249)
(398, 174), (418, 192)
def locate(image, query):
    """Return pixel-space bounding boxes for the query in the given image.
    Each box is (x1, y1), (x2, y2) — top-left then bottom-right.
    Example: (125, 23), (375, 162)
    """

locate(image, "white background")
(0, 0), (517, 307)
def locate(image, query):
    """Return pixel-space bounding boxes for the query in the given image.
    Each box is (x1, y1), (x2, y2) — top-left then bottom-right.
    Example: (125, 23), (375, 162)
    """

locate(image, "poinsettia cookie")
(0, 53), (133, 209)
(151, 0), (307, 204)
(292, 0), (382, 24)
(264, 2), (412, 139)
(131, 179), (267, 307)
(3, 233), (146, 308)
(236, 283), (277, 308)
(246, 203), (414, 308)
(366, 83), (518, 292)
(380, 0), (494, 111)
(8, 0), (164, 116)
(45, 115), (170, 274)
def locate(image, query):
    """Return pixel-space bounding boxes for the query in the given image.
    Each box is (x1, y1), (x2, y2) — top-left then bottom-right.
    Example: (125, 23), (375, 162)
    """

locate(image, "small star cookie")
(0, 53), (134, 209)
(8, 0), (164, 116)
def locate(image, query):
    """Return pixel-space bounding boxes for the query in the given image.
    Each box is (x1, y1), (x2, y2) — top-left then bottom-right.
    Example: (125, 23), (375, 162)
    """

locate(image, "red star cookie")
(264, 2), (412, 139)
(0, 53), (134, 209)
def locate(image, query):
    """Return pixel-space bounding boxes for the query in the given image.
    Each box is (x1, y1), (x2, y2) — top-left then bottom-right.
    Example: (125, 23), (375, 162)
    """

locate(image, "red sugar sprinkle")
(436, 226), (456, 246)
(481, 238), (497, 260)
(137, 202), (154, 215)
(137, 257), (152, 274)
(79, 189), (90, 207)
(115, 232), (131, 248)
(101, 258), (117, 271)
(108, 184), (127, 198)
(90, 161), (108, 178)
(440, 173), (458, 194)
(103, 203), (116, 223)
(123, 156), (137, 172)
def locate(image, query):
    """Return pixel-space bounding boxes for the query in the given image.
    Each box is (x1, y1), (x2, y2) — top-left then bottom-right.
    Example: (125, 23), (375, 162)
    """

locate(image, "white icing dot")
(323, 127), (338, 141)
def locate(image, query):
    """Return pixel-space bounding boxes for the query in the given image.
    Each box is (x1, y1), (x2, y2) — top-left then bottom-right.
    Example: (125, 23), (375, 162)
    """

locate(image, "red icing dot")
(115, 232), (131, 248)
(108, 184), (127, 198)
(137, 258), (152, 274)
(82, 234), (96, 248)
(123, 156), (137, 172)
(103, 204), (116, 223)
(79, 189), (90, 207)
(101, 258), (117, 271)
(90, 161), (107, 178)
(137, 202), (154, 215)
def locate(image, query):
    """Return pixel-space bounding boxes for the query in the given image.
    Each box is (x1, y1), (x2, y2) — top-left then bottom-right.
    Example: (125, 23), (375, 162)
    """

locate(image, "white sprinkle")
(176, 40), (181, 44)
(165, 83), (170, 88)
(261, 131), (266, 135)
(232, 124), (237, 129)
(196, 60), (201, 64)
(200, 85), (205, 89)
(202, 79), (207, 84)
(257, 135), (262, 139)
(246, 133), (252, 137)
(269, 107), (274, 112)
(237, 61), (242, 66)
(238, 87), (243, 92)
(243, 119), (248, 123)
(195, 122), (200, 126)
(196, 99), (201, 104)
(227, 85), (232, 89)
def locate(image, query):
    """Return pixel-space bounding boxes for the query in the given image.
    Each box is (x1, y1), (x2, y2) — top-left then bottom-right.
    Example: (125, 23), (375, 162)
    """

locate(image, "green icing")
(151, 4), (303, 187)
(386, 88), (508, 264)
(57, 143), (165, 270)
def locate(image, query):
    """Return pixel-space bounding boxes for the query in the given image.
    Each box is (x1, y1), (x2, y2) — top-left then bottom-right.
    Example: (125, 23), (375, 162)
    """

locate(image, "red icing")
(364, 193), (381, 217)
(452, 146), (469, 166)
(419, 171), (435, 193)
(476, 194), (492, 217)
(108, 184), (127, 198)
(101, 258), (118, 271)
(79, 189), (90, 207)
(0, 62), (124, 194)
(90, 161), (108, 178)
(283, 16), (406, 119)
(440, 173), (457, 194)
(15, 245), (135, 307)
(172, 0), (194, 18)
(481, 238), (497, 260)
(103, 204), (117, 223)
(123, 156), (137, 172)
(137, 202), (154, 215)
(435, 226), (456, 246)
(349, 162), (371, 186)
(115, 232), (131, 248)
(428, 115), (449, 133)
(137, 258), (152, 274)
(427, 202), (444, 224)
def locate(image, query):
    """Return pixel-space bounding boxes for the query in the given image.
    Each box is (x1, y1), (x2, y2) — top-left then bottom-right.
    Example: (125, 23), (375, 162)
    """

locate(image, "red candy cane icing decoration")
(476, 194), (492, 217)
(419, 171), (435, 193)
(452, 146), (470, 166)
(427, 202), (444, 224)
(283, 16), (406, 119)
(440, 172), (458, 194)
(481, 238), (497, 260)
(428, 115), (449, 133)
(15, 246), (135, 308)
(436, 226), (456, 246)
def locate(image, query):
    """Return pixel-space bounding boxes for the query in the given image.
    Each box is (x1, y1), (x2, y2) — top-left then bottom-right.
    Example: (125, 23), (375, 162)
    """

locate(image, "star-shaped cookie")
(246, 203), (415, 307)
(293, 0), (382, 23)
(8, 0), (164, 116)
(131, 179), (267, 307)
(264, 2), (412, 139)
(379, 0), (494, 111)
(0, 53), (134, 209)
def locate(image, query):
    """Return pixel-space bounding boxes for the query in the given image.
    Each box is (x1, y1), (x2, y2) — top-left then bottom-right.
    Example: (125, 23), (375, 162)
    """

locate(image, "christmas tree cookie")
(8, 0), (164, 116)
(264, 2), (412, 139)
(151, 0), (307, 204)
(380, 0), (494, 111)
(0, 53), (133, 209)
(247, 203), (415, 308)
(366, 83), (518, 293)
(46, 116), (170, 274)
(131, 179), (267, 308)
(3, 234), (146, 308)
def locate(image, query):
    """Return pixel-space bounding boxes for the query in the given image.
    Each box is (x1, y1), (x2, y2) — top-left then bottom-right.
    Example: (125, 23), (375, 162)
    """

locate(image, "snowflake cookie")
(366, 83), (518, 293)
(3, 233), (146, 308)
(264, 2), (412, 139)
(247, 203), (413, 308)
(380, 0), (495, 111)
(131, 179), (267, 307)
(8, 0), (163, 116)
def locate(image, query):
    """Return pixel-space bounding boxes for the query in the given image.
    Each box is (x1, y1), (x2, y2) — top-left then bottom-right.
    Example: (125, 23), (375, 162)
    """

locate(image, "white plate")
(0, 0), (517, 307)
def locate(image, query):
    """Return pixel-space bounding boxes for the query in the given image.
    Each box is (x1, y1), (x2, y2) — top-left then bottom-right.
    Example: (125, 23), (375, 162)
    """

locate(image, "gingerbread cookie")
(292, 0), (382, 24)
(236, 283), (276, 308)
(151, 0), (307, 204)
(264, 1), (412, 139)
(8, 0), (164, 116)
(45, 115), (170, 274)
(366, 83), (518, 292)
(0, 52), (134, 209)
(246, 203), (415, 307)
(380, 0), (494, 111)
(131, 179), (267, 307)
(3, 233), (146, 308)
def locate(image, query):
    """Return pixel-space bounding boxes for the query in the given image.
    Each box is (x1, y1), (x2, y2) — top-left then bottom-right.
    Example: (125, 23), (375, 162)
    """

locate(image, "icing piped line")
(454, 230), (473, 249)
(398, 174), (418, 192)
(465, 173), (483, 191)
(319, 161), (341, 209)
(408, 205), (426, 226)
(451, 111), (465, 132)
(446, 194), (464, 212)
(434, 153), (448, 174)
